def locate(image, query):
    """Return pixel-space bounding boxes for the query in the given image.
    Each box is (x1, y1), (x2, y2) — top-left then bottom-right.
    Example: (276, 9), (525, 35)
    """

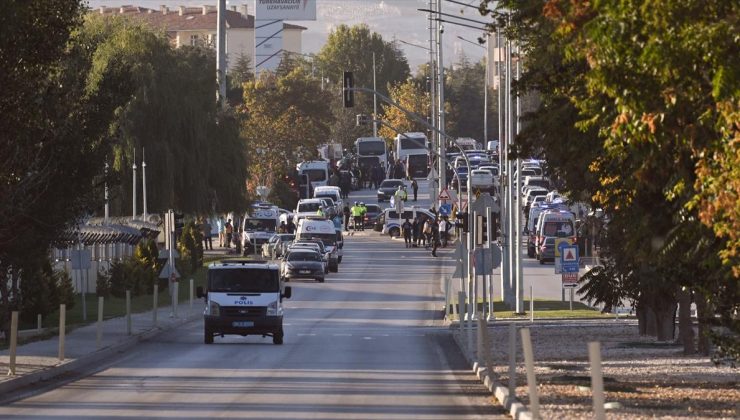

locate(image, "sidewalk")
(0, 299), (200, 396)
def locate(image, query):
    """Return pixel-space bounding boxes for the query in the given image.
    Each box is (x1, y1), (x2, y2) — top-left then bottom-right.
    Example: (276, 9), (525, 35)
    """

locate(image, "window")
(190, 34), (199, 46)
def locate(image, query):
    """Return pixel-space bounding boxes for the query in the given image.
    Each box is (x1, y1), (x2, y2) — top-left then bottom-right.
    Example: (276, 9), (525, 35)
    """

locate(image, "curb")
(451, 329), (533, 420)
(0, 313), (199, 397)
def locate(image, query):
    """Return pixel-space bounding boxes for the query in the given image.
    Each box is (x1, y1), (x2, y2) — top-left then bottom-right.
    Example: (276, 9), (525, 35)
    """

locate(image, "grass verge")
(447, 299), (614, 320)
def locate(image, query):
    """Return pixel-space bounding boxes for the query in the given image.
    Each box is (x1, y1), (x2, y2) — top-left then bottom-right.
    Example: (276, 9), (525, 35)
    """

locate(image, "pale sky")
(87, 0), (490, 70)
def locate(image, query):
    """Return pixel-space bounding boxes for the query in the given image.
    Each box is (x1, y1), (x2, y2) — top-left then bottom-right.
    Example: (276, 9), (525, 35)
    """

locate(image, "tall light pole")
(132, 149), (137, 221)
(142, 148), (148, 222)
(436, 0), (446, 208)
(373, 52), (378, 137)
(216, 0), (226, 106)
(428, 0), (437, 181)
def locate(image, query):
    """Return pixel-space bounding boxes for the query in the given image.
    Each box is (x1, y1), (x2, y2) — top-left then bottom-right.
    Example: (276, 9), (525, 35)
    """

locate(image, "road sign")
(554, 238), (572, 257)
(562, 271), (578, 286)
(561, 246), (579, 273)
(439, 203), (452, 216)
(555, 259), (562, 274)
(438, 189), (451, 201)
(159, 261), (181, 279)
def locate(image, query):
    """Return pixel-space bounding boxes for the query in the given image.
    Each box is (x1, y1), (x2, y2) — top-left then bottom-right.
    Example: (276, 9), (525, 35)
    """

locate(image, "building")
(95, 4), (306, 72)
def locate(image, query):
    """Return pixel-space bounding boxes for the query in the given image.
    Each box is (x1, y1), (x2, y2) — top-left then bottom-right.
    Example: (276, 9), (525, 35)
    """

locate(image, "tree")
(379, 80), (431, 146)
(240, 68), (334, 192)
(0, 1), (131, 342)
(481, 0), (739, 357)
(316, 24), (410, 110)
(444, 56), (498, 142)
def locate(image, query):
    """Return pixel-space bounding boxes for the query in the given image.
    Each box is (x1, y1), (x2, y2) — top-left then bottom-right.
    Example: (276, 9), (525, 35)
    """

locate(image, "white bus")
(296, 160), (330, 191)
(394, 132), (429, 163)
(354, 137), (387, 172)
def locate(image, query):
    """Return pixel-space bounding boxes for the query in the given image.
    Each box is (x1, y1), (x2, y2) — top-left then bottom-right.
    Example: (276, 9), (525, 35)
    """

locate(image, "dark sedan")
(281, 251), (325, 282)
(377, 179), (406, 202)
(363, 204), (382, 227)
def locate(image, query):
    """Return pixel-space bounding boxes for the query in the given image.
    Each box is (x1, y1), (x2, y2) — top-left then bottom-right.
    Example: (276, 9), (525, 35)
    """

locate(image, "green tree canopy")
(316, 24), (410, 109)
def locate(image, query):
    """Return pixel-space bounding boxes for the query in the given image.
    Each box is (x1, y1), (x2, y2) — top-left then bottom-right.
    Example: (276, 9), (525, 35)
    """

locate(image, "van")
(297, 160), (330, 190)
(406, 152), (429, 178)
(197, 260), (291, 345)
(241, 204), (281, 255)
(293, 198), (330, 225)
(535, 209), (576, 261)
(296, 217), (340, 272)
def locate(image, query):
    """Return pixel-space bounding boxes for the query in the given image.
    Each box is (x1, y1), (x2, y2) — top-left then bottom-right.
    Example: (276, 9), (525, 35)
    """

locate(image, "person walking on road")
(412, 217), (420, 247)
(201, 218), (213, 250)
(431, 218), (440, 257)
(402, 218), (413, 248)
(343, 204), (351, 232)
(359, 202), (367, 231)
(217, 217), (225, 247)
(439, 216), (449, 248)
(422, 218), (432, 249)
(411, 179), (418, 201)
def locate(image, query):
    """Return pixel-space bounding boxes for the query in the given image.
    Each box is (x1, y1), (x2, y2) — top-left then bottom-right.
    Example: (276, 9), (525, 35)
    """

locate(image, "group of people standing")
(345, 201), (367, 232)
(401, 216), (451, 257)
(199, 217), (235, 251)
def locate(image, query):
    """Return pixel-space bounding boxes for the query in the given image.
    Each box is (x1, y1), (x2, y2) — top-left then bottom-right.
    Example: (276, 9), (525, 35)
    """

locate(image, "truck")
(241, 203), (281, 255)
(405, 152), (429, 179)
(318, 143), (343, 161)
(297, 160), (330, 192)
(197, 260), (291, 345)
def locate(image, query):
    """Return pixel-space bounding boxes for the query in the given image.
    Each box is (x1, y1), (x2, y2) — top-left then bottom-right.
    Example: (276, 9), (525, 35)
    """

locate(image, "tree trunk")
(645, 305), (658, 337)
(637, 300), (649, 335)
(677, 288), (695, 354)
(696, 293), (711, 356)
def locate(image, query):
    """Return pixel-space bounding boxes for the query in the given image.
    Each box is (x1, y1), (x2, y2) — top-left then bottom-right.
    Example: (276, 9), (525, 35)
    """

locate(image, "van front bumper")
(205, 314), (282, 335)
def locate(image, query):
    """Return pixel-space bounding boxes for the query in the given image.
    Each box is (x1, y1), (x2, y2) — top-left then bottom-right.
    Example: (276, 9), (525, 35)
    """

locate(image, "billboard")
(256, 0), (317, 20)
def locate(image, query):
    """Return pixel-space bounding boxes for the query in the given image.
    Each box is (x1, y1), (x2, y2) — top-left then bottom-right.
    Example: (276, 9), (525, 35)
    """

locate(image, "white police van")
(196, 260), (291, 345)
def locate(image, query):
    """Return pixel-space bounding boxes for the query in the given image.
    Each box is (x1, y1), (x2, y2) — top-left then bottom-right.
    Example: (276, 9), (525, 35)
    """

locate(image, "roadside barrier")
(521, 328), (540, 419)
(8, 311), (18, 375)
(58, 304), (66, 361)
(96, 297), (104, 349)
(589, 341), (606, 420)
(152, 284), (158, 327)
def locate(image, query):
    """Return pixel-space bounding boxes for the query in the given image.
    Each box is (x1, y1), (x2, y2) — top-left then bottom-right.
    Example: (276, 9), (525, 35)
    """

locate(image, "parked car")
(537, 236), (556, 263)
(377, 207), (436, 237)
(281, 249), (326, 282)
(377, 179), (406, 202)
(262, 233), (295, 259)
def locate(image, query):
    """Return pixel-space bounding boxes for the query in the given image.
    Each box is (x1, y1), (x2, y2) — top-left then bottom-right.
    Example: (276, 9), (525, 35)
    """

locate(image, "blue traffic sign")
(561, 246), (580, 273)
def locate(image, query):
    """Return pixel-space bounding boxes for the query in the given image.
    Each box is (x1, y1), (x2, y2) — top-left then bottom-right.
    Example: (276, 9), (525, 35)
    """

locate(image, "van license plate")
(300, 270), (311, 274)
(232, 321), (254, 328)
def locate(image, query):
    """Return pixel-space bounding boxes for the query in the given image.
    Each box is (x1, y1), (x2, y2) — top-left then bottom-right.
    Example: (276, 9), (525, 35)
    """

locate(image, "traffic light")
(456, 211), (469, 233)
(343, 71), (354, 108)
(174, 213), (184, 230)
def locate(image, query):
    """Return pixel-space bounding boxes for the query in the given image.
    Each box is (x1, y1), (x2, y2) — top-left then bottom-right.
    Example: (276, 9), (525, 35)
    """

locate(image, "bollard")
(125, 290), (132, 335)
(8, 311), (18, 375)
(589, 342), (606, 420)
(37, 313), (42, 332)
(476, 311), (484, 364)
(96, 296), (104, 349)
(444, 278), (451, 319)
(152, 284), (158, 327)
(569, 288), (574, 311)
(170, 281), (179, 318)
(458, 291), (465, 337)
(521, 328), (540, 418)
(189, 278), (194, 315)
(59, 304), (66, 361)
(508, 323), (517, 400)
(477, 315), (493, 374)
(529, 285), (534, 322)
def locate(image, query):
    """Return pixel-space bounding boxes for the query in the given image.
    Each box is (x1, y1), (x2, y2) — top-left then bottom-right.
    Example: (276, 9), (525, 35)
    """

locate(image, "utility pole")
(373, 52), (378, 137)
(428, 0), (437, 185)
(142, 148), (148, 222)
(132, 149), (137, 220)
(216, 0), (227, 107)
(436, 0), (446, 207)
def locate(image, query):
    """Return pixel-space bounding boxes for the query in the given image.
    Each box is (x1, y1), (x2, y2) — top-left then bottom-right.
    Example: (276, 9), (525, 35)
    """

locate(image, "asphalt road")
(0, 182), (505, 419)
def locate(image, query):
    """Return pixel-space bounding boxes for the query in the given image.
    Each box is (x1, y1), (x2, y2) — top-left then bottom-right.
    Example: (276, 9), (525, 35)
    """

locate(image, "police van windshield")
(244, 219), (276, 231)
(316, 192), (339, 201)
(401, 137), (426, 149)
(543, 221), (574, 237)
(208, 269), (279, 293)
(298, 233), (336, 246)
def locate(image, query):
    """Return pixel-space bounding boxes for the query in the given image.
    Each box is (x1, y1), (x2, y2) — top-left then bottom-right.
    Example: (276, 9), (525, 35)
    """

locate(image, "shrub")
(19, 258), (60, 325)
(109, 255), (157, 298)
(56, 270), (75, 310)
(178, 221), (203, 275)
(96, 267), (111, 298)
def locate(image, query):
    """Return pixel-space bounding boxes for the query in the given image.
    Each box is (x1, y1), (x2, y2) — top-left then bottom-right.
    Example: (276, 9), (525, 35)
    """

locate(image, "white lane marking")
(333, 333), (352, 337)
(363, 337), (373, 340)
(296, 333), (316, 336)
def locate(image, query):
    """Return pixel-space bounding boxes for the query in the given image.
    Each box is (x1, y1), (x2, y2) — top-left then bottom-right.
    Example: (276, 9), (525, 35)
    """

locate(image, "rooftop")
(95, 5), (306, 31)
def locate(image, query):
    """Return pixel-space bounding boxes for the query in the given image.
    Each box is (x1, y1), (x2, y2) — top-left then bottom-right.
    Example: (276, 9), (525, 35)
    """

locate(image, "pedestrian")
(343, 204), (351, 232)
(359, 202), (367, 231)
(423, 218), (432, 249)
(201, 218), (213, 250)
(431, 218), (440, 257)
(224, 219), (233, 249)
(439, 216), (449, 247)
(412, 217), (420, 247)
(411, 179), (418, 201)
(278, 221), (287, 233)
(402, 218), (413, 248)
(217, 217), (224, 247)
(287, 219), (296, 234)
(350, 201), (363, 232)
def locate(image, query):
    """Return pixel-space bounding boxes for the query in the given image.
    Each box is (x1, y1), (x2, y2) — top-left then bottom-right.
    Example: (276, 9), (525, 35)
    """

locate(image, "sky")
(87, 0), (490, 70)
